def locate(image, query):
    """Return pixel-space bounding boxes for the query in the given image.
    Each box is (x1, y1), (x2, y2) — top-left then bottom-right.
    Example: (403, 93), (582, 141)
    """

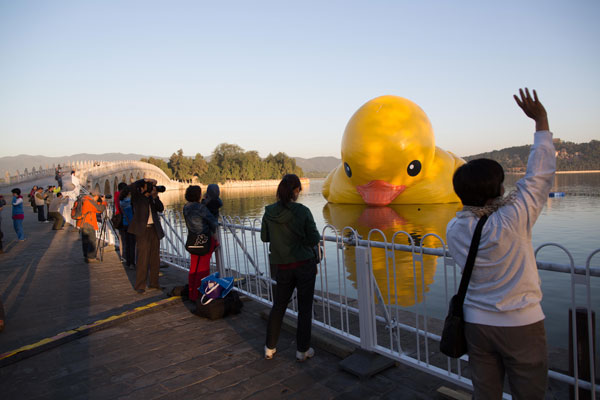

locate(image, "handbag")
(440, 215), (488, 358)
(111, 212), (123, 229)
(199, 272), (234, 305)
(185, 232), (210, 255)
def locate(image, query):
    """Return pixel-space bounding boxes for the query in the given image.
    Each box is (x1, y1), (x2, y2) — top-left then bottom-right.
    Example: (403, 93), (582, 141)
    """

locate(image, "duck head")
(341, 95), (435, 206)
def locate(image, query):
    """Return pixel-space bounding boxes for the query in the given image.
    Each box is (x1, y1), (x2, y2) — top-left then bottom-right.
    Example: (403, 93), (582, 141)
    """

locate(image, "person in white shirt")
(70, 170), (81, 196)
(446, 88), (555, 400)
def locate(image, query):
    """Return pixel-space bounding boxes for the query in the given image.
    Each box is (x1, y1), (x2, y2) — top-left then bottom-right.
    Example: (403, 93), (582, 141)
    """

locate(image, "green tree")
(140, 157), (173, 179)
(190, 153), (208, 178)
(168, 149), (193, 180)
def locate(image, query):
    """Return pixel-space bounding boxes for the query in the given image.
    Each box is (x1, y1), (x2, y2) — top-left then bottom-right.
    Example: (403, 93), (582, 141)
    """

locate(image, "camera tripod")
(96, 209), (117, 262)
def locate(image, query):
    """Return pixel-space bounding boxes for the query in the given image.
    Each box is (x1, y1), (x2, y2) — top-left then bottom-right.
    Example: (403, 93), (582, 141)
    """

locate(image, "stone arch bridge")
(78, 161), (184, 195)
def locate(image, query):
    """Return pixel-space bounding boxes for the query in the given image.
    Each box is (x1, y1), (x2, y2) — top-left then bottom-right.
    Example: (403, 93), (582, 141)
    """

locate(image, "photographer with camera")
(120, 178), (165, 294)
(80, 191), (107, 263)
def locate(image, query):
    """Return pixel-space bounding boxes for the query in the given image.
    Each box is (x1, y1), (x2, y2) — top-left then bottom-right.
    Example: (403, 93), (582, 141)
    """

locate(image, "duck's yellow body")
(323, 95), (464, 205)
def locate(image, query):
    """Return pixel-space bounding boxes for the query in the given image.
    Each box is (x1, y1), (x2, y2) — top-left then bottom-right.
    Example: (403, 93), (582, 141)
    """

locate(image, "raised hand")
(514, 88), (549, 131)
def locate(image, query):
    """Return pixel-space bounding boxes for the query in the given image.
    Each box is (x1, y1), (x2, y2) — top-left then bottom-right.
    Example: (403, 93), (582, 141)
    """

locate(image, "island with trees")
(141, 143), (304, 184)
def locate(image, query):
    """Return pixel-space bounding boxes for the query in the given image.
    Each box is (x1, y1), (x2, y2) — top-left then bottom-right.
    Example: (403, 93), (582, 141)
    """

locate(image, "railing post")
(215, 225), (225, 276)
(355, 245), (377, 350)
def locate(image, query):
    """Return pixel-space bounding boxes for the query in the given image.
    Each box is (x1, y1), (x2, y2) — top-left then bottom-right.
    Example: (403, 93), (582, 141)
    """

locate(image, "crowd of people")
(0, 88), (557, 398)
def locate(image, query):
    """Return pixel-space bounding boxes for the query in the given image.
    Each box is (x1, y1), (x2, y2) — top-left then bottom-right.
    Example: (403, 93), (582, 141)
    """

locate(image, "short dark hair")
(11, 188), (21, 195)
(118, 182), (127, 191)
(452, 159), (504, 206)
(276, 174), (302, 206)
(185, 185), (202, 202)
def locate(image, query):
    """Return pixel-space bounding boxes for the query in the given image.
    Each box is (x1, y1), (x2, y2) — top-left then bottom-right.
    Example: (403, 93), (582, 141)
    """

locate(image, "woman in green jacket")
(261, 174), (320, 361)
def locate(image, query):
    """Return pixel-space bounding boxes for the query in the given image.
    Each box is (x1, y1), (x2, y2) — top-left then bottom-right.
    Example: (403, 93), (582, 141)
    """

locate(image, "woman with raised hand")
(446, 89), (555, 399)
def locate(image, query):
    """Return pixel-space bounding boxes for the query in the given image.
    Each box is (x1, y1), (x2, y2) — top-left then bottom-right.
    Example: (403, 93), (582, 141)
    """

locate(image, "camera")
(143, 182), (166, 194)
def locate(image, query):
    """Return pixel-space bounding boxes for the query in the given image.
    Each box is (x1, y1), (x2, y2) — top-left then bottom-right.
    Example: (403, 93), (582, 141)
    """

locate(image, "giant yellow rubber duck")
(323, 95), (464, 205)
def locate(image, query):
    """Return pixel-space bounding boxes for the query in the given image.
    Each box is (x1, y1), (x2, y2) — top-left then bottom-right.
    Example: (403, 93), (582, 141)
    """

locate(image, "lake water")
(165, 173), (600, 348)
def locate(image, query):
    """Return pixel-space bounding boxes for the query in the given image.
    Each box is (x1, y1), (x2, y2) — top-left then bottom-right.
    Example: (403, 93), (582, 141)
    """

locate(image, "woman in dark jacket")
(183, 185), (218, 301)
(261, 174), (320, 361)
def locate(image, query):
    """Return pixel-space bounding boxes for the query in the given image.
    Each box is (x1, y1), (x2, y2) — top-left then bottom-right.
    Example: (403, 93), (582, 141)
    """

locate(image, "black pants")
(266, 262), (317, 352)
(37, 205), (45, 221)
(120, 228), (136, 266)
(81, 227), (97, 259)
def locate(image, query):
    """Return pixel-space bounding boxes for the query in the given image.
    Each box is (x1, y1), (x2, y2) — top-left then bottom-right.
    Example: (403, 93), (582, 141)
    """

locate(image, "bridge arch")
(79, 160), (181, 195)
(94, 183), (101, 194)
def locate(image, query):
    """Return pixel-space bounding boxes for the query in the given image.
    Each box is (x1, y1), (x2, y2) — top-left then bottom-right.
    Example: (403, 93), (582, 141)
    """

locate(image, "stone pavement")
(0, 205), (568, 399)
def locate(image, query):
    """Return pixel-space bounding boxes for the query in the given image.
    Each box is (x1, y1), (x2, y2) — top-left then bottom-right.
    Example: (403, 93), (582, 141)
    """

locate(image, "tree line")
(141, 143), (304, 183)
(465, 139), (600, 172)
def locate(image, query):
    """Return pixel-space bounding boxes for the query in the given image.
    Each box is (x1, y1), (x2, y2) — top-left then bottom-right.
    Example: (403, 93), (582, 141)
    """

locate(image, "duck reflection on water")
(322, 202), (461, 306)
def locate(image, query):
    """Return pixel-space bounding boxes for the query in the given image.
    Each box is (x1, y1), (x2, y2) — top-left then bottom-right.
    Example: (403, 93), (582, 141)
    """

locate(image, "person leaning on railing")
(183, 185), (219, 301)
(261, 174), (320, 362)
(445, 88), (555, 400)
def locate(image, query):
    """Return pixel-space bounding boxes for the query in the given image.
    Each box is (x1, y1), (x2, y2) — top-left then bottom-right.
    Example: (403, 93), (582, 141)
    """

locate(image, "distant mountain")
(0, 153), (155, 175)
(294, 156), (340, 177)
(465, 139), (600, 172)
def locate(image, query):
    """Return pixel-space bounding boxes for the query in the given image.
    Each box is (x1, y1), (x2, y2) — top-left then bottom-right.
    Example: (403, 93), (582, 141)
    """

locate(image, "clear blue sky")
(1, 0), (598, 159)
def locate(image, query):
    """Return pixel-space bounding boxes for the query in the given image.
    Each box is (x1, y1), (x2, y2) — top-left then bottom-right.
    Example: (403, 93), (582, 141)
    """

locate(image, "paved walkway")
(0, 208), (569, 399)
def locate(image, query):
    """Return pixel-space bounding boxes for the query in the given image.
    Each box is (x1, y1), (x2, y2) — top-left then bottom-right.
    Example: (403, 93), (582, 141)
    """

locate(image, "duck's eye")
(344, 162), (352, 178)
(407, 160), (421, 177)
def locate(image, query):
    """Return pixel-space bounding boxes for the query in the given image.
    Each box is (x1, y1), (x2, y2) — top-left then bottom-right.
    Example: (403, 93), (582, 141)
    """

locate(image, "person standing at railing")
(202, 184), (224, 274)
(120, 179), (164, 294)
(446, 88), (555, 400)
(261, 174), (320, 362)
(183, 185), (219, 301)
(70, 170), (80, 196)
(119, 190), (136, 269)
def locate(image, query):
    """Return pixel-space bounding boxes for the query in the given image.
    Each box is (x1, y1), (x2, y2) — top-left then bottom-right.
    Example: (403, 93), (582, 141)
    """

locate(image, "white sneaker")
(296, 347), (314, 362)
(264, 346), (276, 360)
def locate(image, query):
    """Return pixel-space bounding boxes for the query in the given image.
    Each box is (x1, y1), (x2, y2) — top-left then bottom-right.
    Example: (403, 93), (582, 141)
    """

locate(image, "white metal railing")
(105, 209), (598, 399)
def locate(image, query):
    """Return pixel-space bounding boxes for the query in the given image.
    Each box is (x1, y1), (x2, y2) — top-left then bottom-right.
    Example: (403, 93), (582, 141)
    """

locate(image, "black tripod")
(96, 210), (117, 262)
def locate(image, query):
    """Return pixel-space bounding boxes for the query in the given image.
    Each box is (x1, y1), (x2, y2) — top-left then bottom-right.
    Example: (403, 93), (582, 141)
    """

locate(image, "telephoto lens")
(156, 185), (166, 193)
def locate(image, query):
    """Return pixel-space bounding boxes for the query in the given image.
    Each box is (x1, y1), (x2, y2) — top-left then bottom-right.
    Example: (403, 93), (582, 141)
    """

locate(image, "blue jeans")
(13, 218), (24, 240)
(266, 262), (317, 352)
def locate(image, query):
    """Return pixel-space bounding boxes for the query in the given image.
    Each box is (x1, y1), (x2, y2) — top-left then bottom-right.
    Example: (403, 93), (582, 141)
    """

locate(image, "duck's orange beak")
(356, 180), (406, 206)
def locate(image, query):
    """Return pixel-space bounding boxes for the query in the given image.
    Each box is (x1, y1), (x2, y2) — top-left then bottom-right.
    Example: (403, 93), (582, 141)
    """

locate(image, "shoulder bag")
(439, 215), (488, 358)
(185, 231), (211, 255)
